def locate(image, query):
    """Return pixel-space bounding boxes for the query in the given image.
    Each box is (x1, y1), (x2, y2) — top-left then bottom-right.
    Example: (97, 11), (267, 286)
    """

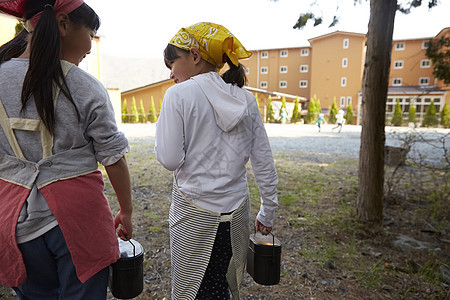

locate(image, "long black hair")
(1, 0), (100, 135)
(163, 43), (248, 88)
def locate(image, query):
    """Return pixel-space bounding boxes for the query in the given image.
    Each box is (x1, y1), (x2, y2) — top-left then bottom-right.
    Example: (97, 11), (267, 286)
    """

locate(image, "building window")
(280, 66), (288, 73)
(300, 65), (308, 73)
(422, 41), (430, 49)
(340, 96), (345, 107)
(341, 77), (347, 87)
(279, 81), (287, 89)
(420, 59), (431, 68)
(395, 42), (405, 51)
(347, 97), (352, 106)
(343, 38), (349, 49)
(280, 50), (288, 57)
(392, 78), (402, 86)
(419, 77), (429, 86)
(342, 58), (348, 68)
(261, 67), (268, 74)
(394, 60), (404, 69)
(261, 51), (268, 59)
(260, 81), (268, 89)
(299, 80), (308, 88)
(301, 49), (309, 56)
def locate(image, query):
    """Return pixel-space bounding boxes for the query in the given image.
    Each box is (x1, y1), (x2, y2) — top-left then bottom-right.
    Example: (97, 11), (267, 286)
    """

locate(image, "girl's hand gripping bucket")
(246, 231), (282, 285)
(109, 238), (144, 299)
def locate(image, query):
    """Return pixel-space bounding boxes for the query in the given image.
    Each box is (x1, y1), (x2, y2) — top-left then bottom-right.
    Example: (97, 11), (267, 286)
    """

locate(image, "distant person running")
(332, 110), (346, 133)
(316, 113), (326, 132)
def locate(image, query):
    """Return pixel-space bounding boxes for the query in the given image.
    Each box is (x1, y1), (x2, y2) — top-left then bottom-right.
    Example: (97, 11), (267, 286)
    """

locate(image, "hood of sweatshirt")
(191, 72), (248, 132)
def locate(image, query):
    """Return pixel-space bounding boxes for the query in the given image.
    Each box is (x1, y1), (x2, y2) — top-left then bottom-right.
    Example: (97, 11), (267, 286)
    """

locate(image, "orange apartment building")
(244, 28), (449, 124)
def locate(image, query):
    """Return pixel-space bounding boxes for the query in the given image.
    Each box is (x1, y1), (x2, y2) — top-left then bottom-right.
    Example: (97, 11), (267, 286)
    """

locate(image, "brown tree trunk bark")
(357, 0), (397, 222)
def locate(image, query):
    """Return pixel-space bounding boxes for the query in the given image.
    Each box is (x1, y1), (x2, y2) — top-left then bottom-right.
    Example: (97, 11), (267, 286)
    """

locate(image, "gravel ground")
(119, 123), (450, 165)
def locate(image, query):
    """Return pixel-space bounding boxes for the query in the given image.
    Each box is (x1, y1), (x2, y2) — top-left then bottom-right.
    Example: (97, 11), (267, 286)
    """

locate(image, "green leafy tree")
(391, 99), (403, 126)
(121, 98), (128, 123)
(440, 103), (450, 128)
(422, 101), (438, 127)
(345, 102), (354, 125)
(426, 37), (450, 84)
(408, 104), (417, 125)
(291, 97), (301, 123)
(329, 98), (338, 124)
(266, 96), (275, 123)
(130, 97), (138, 124)
(148, 96), (157, 123)
(138, 99), (146, 123)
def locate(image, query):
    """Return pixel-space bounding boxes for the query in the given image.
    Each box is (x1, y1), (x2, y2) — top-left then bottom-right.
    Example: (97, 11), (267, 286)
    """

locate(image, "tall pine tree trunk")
(357, 0), (397, 222)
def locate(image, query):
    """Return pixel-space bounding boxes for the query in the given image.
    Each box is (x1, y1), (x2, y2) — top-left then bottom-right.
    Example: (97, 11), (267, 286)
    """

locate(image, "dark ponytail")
(20, 1), (100, 135)
(0, 30), (28, 64)
(221, 56), (247, 88)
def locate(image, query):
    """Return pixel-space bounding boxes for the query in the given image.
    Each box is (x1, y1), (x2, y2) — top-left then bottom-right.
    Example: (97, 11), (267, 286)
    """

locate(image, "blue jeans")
(13, 226), (109, 300)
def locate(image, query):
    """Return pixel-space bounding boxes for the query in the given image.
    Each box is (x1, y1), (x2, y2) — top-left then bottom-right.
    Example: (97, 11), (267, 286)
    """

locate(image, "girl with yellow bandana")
(155, 22), (279, 299)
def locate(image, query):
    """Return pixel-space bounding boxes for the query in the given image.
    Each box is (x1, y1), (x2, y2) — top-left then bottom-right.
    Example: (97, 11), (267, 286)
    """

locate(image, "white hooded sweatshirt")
(155, 72), (278, 226)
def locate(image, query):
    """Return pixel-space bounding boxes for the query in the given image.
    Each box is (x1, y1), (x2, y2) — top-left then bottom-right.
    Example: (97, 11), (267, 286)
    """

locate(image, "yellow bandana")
(169, 22), (252, 69)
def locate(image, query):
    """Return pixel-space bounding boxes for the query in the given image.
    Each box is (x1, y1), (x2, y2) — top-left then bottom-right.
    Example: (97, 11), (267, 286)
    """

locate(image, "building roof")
(308, 30), (366, 43)
(387, 85), (446, 95)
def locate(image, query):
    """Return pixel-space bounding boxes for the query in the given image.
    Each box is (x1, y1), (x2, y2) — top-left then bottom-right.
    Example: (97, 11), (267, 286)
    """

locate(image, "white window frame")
(280, 50), (288, 57)
(299, 80), (308, 88)
(280, 66), (288, 73)
(340, 96), (345, 107)
(341, 77), (347, 87)
(343, 38), (349, 49)
(347, 96), (352, 106)
(392, 78), (402, 86)
(420, 59), (431, 68)
(394, 60), (404, 69)
(279, 81), (287, 89)
(422, 41), (430, 49)
(300, 65), (308, 73)
(342, 58), (348, 68)
(261, 51), (268, 59)
(419, 77), (430, 86)
(260, 81), (268, 89)
(301, 49), (309, 56)
(260, 67), (268, 74)
(395, 42), (405, 51)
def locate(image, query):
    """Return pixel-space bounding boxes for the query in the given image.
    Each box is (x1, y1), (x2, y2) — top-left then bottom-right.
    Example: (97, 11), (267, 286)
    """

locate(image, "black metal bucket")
(247, 232), (282, 285)
(109, 238), (144, 299)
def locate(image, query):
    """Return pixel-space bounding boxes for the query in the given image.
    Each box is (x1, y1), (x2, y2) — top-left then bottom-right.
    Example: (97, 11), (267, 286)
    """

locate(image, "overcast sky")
(88, 0), (450, 59)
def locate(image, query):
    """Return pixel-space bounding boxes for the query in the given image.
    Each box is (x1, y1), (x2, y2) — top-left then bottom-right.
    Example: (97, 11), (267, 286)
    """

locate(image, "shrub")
(440, 103), (450, 128)
(138, 99), (146, 123)
(266, 96), (275, 123)
(345, 102), (354, 125)
(408, 104), (417, 124)
(329, 98), (338, 124)
(130, 97), (139, 123)
(291, 97), (301, 123)
(391, 99), (403, 126)
(305, 95), (320, 124)
(148, 96), (157, 123)
(422, 100), (438, 127)
(121, 98), (128, 123)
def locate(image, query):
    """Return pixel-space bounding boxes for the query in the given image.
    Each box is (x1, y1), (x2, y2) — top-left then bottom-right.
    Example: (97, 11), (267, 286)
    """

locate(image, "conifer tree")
(391, 99), (403, 126)
(440, 103), (450, 128)
(329, 97), (338, 124)
(148, 96), (157, 123)
(305, 98), (316, 124)
(130, 97), (139, 123)
(345, 102), (354, 125)
(121, 98), (128, 123)
(281, 96), (287, 111)
(291, 97), (301, 123)
(422, 100), (438, 127)
(266, 96), (275, 123)
(408, 104), (417, 125)
(138, 99), (146, 123)
(158, 100), (162, 121)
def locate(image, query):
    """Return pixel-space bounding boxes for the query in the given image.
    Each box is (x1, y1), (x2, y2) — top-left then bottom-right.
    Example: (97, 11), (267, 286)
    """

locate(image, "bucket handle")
(252, 228), (277, 262)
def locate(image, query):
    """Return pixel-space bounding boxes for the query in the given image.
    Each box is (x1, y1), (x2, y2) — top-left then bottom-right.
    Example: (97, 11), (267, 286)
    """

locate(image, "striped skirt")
(170, 180), (249, 299)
